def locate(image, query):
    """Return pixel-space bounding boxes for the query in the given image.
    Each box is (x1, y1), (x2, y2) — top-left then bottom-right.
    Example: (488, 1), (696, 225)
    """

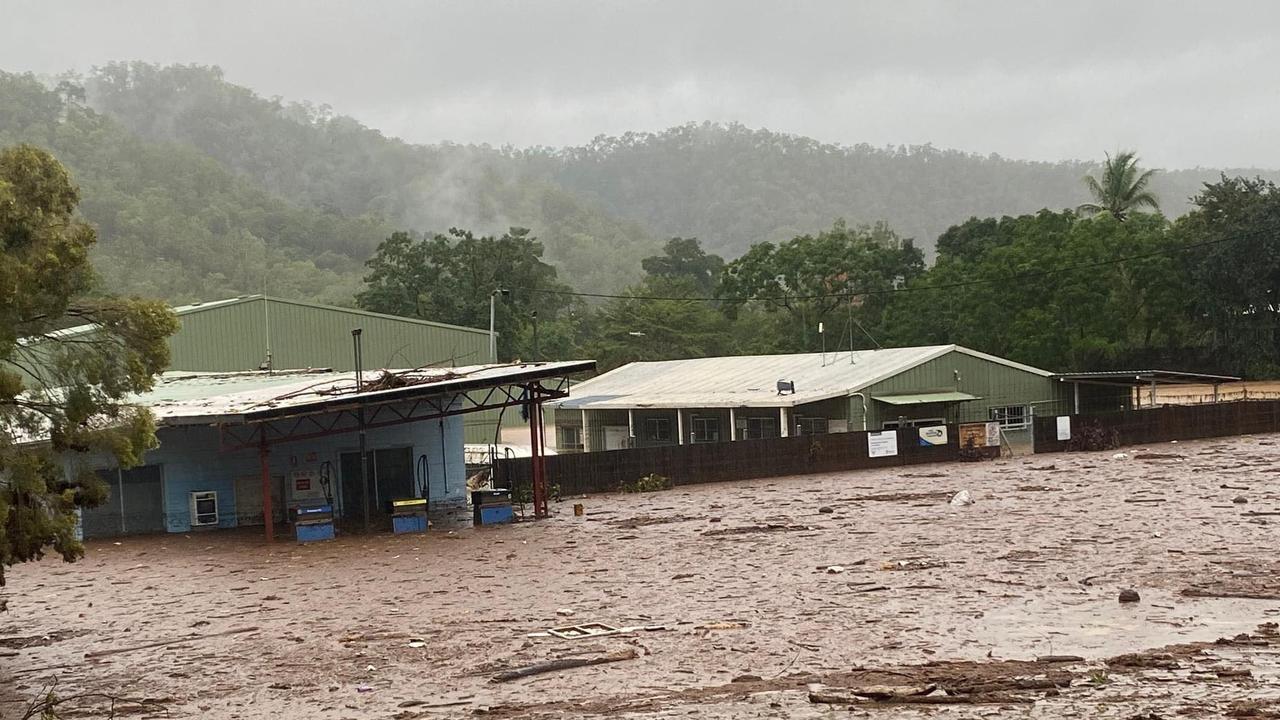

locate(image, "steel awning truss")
(218, 376), (571, 452)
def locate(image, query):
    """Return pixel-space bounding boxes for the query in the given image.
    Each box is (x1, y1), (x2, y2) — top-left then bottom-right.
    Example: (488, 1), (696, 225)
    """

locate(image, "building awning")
(1051, 370), (1241, 387)
(871, 391), (981, 405)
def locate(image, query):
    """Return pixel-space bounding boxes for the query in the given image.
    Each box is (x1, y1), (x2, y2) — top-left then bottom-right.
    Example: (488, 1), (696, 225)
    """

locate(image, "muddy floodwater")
(4, 434), (1280, 718)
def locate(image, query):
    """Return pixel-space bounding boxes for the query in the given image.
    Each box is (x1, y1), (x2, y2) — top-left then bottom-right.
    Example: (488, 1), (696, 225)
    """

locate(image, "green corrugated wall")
(169, 297), (489, 372)
(165, 297), (499, 443)
(856, 350), (1070, 429)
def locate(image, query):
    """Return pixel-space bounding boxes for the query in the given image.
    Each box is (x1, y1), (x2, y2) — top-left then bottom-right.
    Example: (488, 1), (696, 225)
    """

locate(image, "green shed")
(554, 345), (1094, 452)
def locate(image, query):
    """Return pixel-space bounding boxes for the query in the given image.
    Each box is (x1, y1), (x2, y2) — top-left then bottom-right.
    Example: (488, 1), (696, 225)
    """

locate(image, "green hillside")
(3, 62), (1278, 307)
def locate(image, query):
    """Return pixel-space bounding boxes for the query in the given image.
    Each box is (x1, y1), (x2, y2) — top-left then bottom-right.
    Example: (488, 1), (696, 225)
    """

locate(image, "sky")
(3, 0), (1278, 169)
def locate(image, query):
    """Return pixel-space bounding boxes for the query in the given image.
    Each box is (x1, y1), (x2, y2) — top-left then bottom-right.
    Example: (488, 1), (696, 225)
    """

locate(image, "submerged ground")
(4, 434), (1280, 718)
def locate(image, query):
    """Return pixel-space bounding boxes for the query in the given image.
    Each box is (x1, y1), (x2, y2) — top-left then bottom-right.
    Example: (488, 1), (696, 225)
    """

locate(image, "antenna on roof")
(818, 322), (826, 367)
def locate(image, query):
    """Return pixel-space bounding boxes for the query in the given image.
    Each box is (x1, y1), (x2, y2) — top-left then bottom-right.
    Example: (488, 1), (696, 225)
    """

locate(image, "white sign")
(985, 421), (1001, 448)
(918, 425), (948, 446)
(868, 430), (899, 458)
(1056, 416), (1072, 441)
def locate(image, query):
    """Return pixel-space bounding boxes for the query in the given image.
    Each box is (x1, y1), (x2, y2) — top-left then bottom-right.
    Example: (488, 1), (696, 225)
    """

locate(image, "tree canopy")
(0, 144), (177, 584)
(719, 220), (925, 352)
(356, 227), (579, 363)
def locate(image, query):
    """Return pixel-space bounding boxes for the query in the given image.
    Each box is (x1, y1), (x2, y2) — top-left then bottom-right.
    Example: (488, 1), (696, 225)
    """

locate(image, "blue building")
(69, 361), (591, 540)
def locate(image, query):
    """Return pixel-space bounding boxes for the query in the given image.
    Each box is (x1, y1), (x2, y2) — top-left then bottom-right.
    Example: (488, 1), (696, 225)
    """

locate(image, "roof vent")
(776, 380), (795, 395)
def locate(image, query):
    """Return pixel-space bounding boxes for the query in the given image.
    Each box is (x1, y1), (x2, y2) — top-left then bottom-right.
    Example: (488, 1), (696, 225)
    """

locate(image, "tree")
(717, 220), (924, 352)
(640, 237), (724, 295)
(1176, 175), (1280, 375)
(0, 144), (177, 585)
(356, 227), (578, 362)
(582, 277), (738, 372)
(883, 210), (1194, 371)
(1079, 150), (1160, 220)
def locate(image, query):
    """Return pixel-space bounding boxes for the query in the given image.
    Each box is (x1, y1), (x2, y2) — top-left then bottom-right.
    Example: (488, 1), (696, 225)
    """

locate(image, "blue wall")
(68, 398), (468, 534)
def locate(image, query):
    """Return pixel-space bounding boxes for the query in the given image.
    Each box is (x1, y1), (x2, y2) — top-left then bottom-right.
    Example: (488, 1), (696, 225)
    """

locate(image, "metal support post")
(259, 439), (274, 542)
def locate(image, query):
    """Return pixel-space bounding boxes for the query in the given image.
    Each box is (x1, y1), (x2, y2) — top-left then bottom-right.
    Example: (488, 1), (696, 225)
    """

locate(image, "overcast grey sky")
(3, 0), (1277, 169)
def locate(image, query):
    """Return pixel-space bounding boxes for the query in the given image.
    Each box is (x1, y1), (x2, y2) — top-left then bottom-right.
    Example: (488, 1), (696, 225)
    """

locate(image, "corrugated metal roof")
(556, 345), (1050, 410)
(147, 361), (592, 423)
(871, 391), (981, 405)
(11, 361), (594, 444)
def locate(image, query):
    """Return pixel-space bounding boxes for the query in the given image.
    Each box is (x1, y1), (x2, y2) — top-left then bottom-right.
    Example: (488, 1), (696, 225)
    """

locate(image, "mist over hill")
(3, 62), (1276, 303)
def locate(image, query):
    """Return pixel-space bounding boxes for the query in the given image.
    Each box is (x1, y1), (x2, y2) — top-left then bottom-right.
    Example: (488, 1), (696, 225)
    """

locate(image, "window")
(795, 416), (828, 436)
(989, 405), (1030, 429)
(645, 417), (672, 442)
(558, 425), (583, 450)
(745, 416), (777, 440)
(691, 416), (720, 443)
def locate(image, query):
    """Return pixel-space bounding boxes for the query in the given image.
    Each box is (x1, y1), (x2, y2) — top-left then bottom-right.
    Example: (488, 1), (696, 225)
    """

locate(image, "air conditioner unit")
(190, 491), (219, 527)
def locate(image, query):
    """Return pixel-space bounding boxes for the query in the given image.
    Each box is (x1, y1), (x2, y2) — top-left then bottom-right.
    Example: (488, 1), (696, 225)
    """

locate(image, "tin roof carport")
(1052, 370), (1242, 412)
(24, 361), (595, 541)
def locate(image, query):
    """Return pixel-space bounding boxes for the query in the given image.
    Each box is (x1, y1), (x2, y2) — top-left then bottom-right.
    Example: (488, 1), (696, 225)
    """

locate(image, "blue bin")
(392, 513), (427, 534)
(478, 504), (514, 525)
(296, 521), (335, 543)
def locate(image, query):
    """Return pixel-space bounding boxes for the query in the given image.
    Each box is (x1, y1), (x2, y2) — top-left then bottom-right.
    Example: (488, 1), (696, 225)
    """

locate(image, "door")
(121, 465), (165, 534)
(81, 469), (124, 539)
(340, 448), (415, 518)
(602, 426), (629, 451)
(374, 447), (415, 502)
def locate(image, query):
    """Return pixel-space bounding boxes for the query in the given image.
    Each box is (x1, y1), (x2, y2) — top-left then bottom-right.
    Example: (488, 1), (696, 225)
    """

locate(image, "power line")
(513, 229), (1261, 304)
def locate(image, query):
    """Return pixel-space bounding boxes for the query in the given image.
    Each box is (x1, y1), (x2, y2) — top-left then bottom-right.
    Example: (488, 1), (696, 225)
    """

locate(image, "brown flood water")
(4, 433), (1280, 718)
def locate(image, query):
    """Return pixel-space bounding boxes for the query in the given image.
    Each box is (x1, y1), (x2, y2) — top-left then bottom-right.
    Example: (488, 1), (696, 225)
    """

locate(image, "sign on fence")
(1056, 416), (1072, 441)
(918, 426), (948, 446)
(868, 430), (899, 458)
(959, 422), (1000, 449)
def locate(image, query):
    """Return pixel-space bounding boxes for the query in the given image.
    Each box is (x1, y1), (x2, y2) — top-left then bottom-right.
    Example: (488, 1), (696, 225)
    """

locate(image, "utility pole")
(352, 328), (369, 533)
(531, 310), (539, 361)
(489, 288), (509, 362)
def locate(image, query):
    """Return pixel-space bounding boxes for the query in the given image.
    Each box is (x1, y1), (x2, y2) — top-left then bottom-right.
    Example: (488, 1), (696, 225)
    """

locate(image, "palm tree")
(1078, 150), (1160, 220)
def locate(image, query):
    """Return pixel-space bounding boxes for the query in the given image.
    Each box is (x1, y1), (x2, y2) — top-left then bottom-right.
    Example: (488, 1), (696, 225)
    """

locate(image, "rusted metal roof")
(10, 361), (595, 444)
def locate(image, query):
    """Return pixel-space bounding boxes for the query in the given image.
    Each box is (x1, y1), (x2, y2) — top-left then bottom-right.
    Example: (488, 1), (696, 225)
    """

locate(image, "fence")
(1033, 399), (1280, 453)
(495, 425), (995, 496)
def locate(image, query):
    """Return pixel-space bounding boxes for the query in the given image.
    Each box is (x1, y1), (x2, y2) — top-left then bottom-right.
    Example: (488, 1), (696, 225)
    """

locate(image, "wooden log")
(83, 626), (259, 659)
(490, 648), (638, 683)
(809, 690), (1034, 705)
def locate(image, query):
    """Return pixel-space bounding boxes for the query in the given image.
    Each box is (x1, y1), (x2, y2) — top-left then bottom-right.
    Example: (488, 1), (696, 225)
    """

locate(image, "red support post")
(530, 400), (548, 519)
(537, 404), (549, 515)
(259, 439), (275, 542)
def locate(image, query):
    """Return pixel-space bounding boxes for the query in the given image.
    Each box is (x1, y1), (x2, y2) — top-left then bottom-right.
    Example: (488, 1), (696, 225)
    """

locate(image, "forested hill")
(534, 126), (1279, 259)
(3, 62), (1278, 304)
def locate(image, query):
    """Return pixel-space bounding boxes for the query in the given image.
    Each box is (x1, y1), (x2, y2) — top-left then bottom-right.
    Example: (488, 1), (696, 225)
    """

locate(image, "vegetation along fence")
(495, 424), (996, 496)
(1033, 399), (1280, 453)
